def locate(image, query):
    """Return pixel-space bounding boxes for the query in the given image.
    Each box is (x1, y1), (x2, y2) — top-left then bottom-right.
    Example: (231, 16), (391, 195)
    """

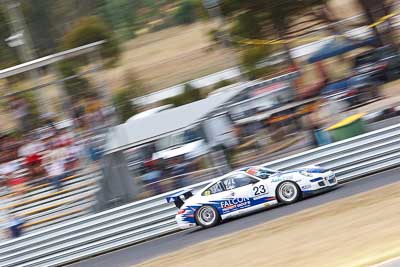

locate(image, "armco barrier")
(2, 123), (400, 267)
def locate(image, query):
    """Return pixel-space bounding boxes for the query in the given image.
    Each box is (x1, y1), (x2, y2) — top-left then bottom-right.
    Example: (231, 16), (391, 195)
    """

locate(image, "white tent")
(104, 83), (250, 155)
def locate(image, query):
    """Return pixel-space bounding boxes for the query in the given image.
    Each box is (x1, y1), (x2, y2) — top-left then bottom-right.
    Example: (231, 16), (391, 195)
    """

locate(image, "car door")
(200, 180), (238, 219)
(221, 173), (266, 216)
(247, 174), (275, 207)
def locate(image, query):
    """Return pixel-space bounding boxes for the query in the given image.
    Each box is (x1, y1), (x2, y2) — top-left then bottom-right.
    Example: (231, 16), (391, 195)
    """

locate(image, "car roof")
(216, 170), (246, 181)
(206, 167), (271, 185)
(238, 166), (264, 171)
(198, 167), (279, 195)
(202, 170), (248, 187)
(239, 165), (276, 172)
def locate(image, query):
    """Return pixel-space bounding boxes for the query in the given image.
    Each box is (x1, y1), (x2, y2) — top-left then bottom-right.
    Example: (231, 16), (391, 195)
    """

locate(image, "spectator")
(72, 102), (86, 129)
(0, 161), (27, 196)
(44, 144), (68, 190)
(0, 134), (21, 162)
(41, 112), (57, 130)
(57, 129), (75, 147)
(9, 96), (31, 133)
(101, 105), (117, 127)
(0, 208), (8, 240)
(142, 162), (163, 195)
(40, 131), (56, 151)
(6, 214), (25, 238)
(65, 141), (83, 172)
(85, 138), (103, 171)
(18, 135), (45, 180)
(44, 159), (65, 190)
(86, 96), (104, 131)
(0, 134), (7, 164)
(170, 156), (188, 189)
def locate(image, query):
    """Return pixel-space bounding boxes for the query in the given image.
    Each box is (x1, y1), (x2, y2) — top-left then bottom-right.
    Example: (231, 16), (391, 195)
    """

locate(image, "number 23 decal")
(253, 185), (266, 195)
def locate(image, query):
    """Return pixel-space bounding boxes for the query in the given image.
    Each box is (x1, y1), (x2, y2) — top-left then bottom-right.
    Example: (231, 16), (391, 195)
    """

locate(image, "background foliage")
(112, 71), (145, 122)
(162, 83), (203, 107)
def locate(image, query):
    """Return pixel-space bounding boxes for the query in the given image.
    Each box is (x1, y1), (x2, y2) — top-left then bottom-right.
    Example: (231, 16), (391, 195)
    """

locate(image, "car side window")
(202, 181), (225, 196)
(222, 174), (258, 190)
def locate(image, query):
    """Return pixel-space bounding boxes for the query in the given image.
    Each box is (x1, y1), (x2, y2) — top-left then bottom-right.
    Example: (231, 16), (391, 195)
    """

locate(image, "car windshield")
(246, 167), (277, 179)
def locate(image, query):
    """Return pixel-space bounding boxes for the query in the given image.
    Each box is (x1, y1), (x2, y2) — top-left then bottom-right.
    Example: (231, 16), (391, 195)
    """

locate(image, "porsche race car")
(166, 165), (338, 229)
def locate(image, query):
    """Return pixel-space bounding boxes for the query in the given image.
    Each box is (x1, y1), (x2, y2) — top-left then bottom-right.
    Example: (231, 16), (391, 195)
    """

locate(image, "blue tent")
(308, 37), (377, 63)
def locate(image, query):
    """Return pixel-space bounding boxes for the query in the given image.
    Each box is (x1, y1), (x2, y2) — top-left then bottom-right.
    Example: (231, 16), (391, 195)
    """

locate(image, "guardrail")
(2, 123), (400, 267)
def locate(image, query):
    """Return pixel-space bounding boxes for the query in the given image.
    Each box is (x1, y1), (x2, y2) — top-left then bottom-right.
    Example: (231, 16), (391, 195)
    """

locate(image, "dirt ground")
(104, 21), (237, 92)
(135, 182), (400, 267)
(354, 80), (400, 114)
(328, 0), (362, 19)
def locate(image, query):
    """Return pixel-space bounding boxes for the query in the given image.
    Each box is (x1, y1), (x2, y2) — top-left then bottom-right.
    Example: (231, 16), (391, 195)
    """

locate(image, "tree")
(213, 79), (236, 89)
(22, 0), (58, 56)
(97, 0), (137, 41)
(7, 92), (41, 133)
(18, 0), (103, 56)
(59, 16), (117, 103)
(0, 6), (19, 69)
(112, 89), (137, 122)
(21, 92), (41, 130)
(63, 16), (120, 66)
(174, 0), (199, 25)
(58, 61), (92, 101)
(112, 72), (145, 122)
(241, 46), (275, 79)
(231, 12), (262, 40)
(357, 0), (396, 47)
(162, 83), (203, 106)
(220, 0), (330, 65)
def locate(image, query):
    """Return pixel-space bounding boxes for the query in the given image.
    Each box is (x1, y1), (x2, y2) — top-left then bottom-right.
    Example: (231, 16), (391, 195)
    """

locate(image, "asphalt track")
(71, 167), (400, 267)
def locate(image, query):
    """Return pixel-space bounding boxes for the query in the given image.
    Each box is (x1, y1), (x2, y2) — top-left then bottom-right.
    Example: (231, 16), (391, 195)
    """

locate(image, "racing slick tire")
(195, 205), (220, 228)
(276, 181), (301, 204)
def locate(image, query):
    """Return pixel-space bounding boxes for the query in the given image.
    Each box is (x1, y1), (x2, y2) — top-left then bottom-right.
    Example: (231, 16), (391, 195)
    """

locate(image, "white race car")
(166, 165), (337, 229)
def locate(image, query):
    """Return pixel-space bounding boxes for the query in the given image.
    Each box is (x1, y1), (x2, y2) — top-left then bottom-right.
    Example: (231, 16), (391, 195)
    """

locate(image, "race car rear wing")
(166, 189), (193, 208)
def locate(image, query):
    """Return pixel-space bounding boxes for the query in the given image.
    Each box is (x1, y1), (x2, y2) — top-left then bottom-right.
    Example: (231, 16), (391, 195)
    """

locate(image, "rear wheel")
(195, 205), (220, 228)
(276, 181), (301, 204)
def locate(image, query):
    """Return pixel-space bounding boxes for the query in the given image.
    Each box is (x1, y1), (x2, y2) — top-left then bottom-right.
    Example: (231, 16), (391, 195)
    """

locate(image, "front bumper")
(302, 172), (338, 193)
(302, 184), (339, 197)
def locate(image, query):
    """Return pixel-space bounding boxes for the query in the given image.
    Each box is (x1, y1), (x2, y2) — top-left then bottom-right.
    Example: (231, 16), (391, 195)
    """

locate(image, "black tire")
(195, 205), (220, 228)
(275, 181), (301, 204)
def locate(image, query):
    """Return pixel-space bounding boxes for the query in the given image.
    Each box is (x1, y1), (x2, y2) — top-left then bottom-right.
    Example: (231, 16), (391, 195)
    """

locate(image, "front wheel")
(276, 181), (301, 204)
(195, 205), (220, 228)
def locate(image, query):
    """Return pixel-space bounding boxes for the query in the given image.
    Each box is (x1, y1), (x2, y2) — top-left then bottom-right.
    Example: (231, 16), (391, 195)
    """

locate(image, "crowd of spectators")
(0, 124), (106, 239)
(0, 128), (83, 195)
(0, 94), (112, 239)
(1, 94), (111, 193)
(140, 155), (196, 196)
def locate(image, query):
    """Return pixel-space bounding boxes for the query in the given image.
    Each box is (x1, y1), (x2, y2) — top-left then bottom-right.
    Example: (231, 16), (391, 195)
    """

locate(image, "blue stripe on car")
(303, 168), (327, 173)
(310, 177), (323, 182)
(182, 196), (277, 224)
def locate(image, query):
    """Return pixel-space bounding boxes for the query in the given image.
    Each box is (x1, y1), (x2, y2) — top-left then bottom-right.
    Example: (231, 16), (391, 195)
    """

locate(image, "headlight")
(300, 170), (313, 177)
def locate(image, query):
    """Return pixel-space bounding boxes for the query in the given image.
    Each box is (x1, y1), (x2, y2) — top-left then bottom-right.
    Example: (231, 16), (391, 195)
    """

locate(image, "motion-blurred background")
(0, 0), (399, 239)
